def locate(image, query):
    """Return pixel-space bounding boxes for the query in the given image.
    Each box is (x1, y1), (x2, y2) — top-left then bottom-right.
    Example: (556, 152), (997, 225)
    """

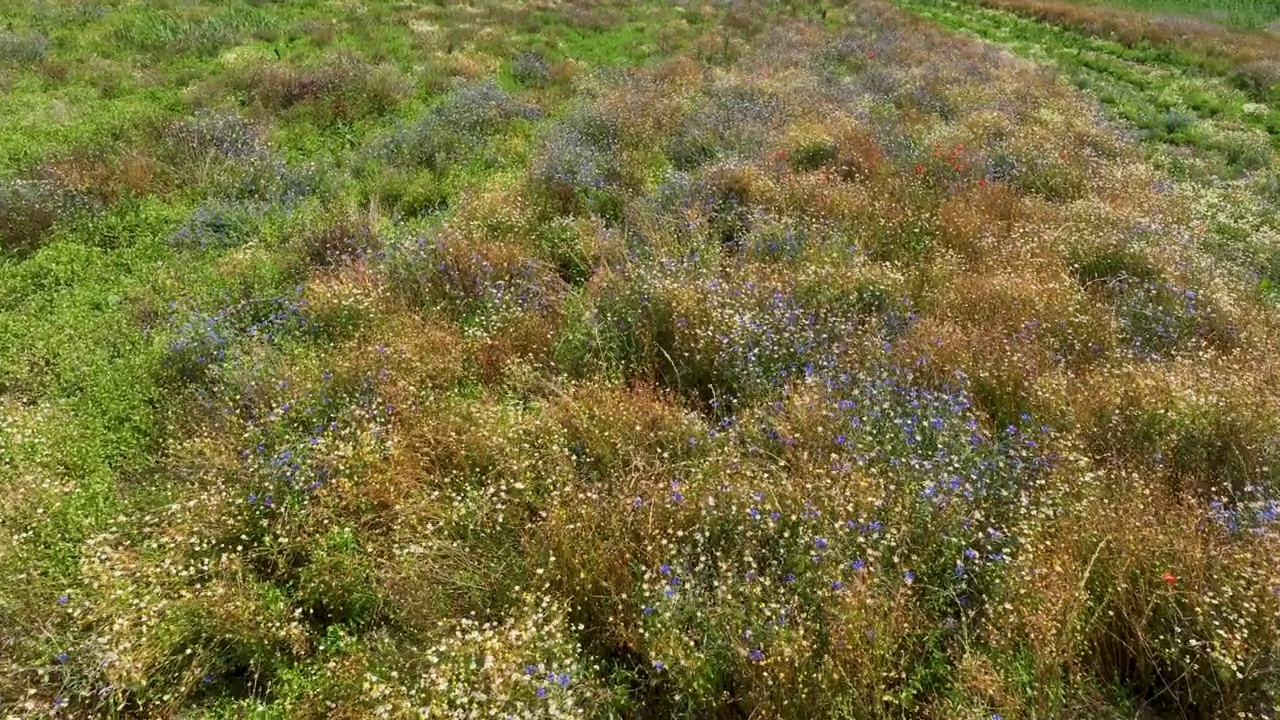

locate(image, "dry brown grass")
(40, 150), (159, 202)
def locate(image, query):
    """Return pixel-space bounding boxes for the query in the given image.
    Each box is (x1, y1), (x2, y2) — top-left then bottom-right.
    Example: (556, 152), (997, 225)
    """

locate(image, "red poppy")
(1162, 571), (1177, 585)
(916, 164), (925, 175)
(868, 50), (876, 58)
(978, 178), (986, 187)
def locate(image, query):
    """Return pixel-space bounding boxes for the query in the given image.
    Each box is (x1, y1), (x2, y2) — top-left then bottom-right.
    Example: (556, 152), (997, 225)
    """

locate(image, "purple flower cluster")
(666, 83), (788, 169)
(529, 110), (622, 214)
(600, 257), (911, 404)
(383, 232), (561, 322)
(1109, 277), (1212, 359)
(1209, 491), (1280, 537)
(167, 109), (269, 163)
(166, 292), (310, 376)
(165, 109), (320, 203)
(378, 81), (542, 171)
(634, 354), (1045, 674)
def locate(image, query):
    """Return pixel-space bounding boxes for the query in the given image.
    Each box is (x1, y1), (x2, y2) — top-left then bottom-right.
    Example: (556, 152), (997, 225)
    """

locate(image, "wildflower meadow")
(2, 0), (1279, 717)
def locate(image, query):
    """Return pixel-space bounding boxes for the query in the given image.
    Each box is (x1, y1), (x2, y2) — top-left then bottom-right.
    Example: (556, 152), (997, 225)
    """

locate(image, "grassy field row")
(1100, 0), (1279, 29)
(899, 0), (1280, 302)
(1059, 0), (1280, 29)
(952, 0), (1280, 98)
(899, 0), (1279, 172)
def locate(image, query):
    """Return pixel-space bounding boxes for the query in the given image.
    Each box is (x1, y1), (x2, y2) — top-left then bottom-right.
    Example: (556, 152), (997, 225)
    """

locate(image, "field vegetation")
(993, 0), (1280, 30)
(2, 0), (1280, 717)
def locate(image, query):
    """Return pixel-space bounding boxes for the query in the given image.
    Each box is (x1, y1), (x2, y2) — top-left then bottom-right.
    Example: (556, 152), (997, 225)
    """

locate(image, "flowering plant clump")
(626, 361), (1046, 713)
(512, 51), (553, 87)
(389, 593), (612, 718)
(1106, 277), (1218, 359)
(0, 177), (100, 253)
(666, 83), (789, 170)
(167, 200), (262, 249)
(166, 109), (271, 164)
(379, 226), (566, 336)
(0, 29), (49, 64)
(163, 290), (311, 381)
(375, 81), (543, 173)
(162, 109), (322, 202)
(233, 53), (409, 123)
(528, 109), (625, 218)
